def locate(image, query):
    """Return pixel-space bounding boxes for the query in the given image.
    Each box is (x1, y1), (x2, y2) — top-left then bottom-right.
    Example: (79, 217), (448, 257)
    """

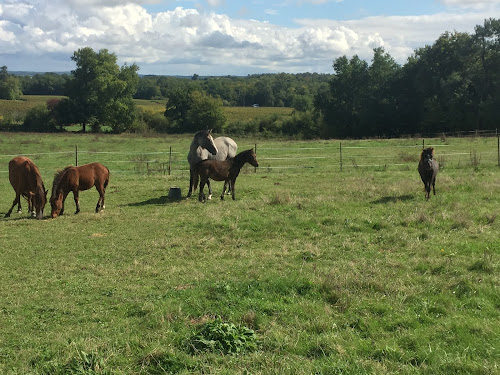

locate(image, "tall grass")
(0, 133), (499, 374)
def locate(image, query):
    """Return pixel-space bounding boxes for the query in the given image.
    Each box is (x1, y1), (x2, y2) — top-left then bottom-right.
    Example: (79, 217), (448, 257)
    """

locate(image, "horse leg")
(231, 179), (236, 200)
(28, 194), (36, 217)
(432, 178), (436, 196)
(5, 193), (21, 218)
(95, 184), (105, 213)
(425, 182), (430, 200)
(207, 179), (213, 200)
(221, 181), (227, 200)
(73, 190), (80, 214)
(187, 169), (194, 197)
(199, 178), (206, 202)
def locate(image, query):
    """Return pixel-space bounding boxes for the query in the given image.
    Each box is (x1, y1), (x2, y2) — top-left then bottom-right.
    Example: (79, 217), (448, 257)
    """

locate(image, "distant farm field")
(0, 96), (293, 125)
(0, 133), (499, 374)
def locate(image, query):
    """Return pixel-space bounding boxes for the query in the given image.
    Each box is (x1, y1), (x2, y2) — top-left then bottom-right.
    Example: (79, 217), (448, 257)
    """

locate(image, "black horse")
(418, 148), (439, 200)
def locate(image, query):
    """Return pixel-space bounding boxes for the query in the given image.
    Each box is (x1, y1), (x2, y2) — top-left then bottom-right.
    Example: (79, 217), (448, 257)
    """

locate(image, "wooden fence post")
(255, 143), (257, 173)
(75, 145), (78, 166)
(168, 146), (172, 175)
(340, 142), (343, 172)
(497, 136), (499, 167)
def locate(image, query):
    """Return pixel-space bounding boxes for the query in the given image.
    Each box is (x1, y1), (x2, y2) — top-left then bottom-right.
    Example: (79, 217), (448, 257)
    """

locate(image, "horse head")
(31, 187), (48, 220)
(420, 148), (434, 169)
(195, 129), (218, 156)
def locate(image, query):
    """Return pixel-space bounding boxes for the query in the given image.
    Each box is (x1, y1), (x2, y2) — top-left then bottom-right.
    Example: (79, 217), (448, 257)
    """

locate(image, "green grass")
(0, 133), (499, 374)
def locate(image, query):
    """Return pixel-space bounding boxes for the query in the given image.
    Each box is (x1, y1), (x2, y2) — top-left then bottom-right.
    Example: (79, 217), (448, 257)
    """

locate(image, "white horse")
(187, 130), (218, 198)
(187, 132), (238, 198)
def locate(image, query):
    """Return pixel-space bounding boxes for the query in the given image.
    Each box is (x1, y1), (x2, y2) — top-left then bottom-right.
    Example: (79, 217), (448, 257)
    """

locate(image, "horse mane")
(51, 166), (72, 199)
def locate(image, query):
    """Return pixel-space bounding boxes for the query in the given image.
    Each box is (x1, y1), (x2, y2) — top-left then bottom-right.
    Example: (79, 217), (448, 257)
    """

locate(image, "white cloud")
(0, 0), (498, 75)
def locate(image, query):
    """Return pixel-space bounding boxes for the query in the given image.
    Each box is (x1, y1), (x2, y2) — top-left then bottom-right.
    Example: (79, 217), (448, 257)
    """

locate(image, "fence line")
(1, 137), (499, 174)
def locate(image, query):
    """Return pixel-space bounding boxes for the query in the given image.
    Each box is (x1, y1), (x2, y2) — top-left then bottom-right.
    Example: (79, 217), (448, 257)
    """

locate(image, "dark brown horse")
(195, 149), (259, 202)
(50, 162), (110, 218)
(418, 147), (439, 200)
(5, 156), (47, 219)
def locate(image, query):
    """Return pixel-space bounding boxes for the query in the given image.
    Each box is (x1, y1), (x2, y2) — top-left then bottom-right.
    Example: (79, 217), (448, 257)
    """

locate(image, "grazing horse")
(196, 149), (259, 202)
(418, 147), (439, 200)
(50, 162), (110, 218)
(5, 156), (47, 219)
(186, 129), (219, 197)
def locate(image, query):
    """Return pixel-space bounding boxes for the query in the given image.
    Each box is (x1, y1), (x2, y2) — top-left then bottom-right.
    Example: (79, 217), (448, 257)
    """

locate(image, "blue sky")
(143, 0), (448, 25)
(1, 0), (499, 75)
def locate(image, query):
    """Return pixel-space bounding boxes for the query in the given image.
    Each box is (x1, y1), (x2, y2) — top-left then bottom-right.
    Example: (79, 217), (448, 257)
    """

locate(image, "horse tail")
(104, 167), (110, 189)
(194, 170), (199, 191)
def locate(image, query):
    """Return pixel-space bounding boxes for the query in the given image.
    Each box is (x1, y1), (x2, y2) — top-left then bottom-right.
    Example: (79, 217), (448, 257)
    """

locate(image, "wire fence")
(0, 136), (499, 176)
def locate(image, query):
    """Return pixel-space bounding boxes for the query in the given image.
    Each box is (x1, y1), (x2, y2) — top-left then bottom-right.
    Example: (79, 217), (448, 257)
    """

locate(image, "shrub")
(22, 105), (57, 132)
(188, 318), (257, 355)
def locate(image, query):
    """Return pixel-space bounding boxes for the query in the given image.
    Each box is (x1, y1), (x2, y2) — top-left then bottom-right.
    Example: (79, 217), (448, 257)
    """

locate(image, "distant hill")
(10, 71), (70, 76)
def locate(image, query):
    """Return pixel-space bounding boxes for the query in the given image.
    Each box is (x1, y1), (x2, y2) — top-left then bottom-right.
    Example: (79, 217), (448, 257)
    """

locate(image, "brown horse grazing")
(418, 147), (439, 200)
(196, 149), (259, 202)
(50, 162), (110, 218)
(5, 156), (48, 219)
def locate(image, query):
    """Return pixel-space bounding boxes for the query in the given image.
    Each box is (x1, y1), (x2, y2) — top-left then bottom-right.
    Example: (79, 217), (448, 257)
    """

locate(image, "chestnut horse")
(418, 147), (439, 200)
(50, 162), (109, 218)
(196, 149), (259, 202)
(5, 156), (47, 219)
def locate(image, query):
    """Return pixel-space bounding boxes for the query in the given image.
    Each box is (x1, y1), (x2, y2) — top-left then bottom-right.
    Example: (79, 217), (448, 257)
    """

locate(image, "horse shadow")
(371, 194), (415, 204)
(125, 195), (182, 207)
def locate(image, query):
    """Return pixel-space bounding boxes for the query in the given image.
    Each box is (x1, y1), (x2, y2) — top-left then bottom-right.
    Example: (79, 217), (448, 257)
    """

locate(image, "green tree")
(321, 55), (369, 137)
(64, 47), (139, 132)
(0, 66), (22, 100)
(186, 91), (227, 132)
(164, 89), (226, 133)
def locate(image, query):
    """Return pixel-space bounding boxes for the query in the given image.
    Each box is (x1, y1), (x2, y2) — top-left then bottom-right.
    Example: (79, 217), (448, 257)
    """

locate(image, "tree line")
(1, 18), (499, 138)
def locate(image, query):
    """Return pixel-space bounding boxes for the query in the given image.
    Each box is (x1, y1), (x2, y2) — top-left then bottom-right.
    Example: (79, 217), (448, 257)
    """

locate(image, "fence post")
(497, 136), (499, 167)
(422, 139), (425, 149)
(75, 145), (78, 166)
(255, 143), (257, 173)
(340, 142), (343, 172)
(168, 146), (172, 175)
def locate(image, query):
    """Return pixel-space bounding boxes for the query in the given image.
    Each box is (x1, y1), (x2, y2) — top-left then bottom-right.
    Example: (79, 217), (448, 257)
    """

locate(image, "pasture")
(0, 133), (499, 374)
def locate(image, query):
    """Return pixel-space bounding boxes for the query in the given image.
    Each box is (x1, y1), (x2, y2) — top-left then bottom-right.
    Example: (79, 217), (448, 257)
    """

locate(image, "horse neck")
(51, 167), (70, 198)
(232, 153), (249, 170)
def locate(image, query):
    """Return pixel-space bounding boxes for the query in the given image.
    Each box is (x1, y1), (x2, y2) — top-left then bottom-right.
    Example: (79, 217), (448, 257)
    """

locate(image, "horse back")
(75, 163), (109, 190)
(8, 157), (41, 195)
(210, 137), (237, 161)
(196, 159), (231, 181)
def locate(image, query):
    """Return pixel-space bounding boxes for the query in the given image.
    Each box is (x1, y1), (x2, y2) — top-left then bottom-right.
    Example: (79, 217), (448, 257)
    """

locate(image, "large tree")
(63, 47), (139, 132)
(0, 66), (22, 100)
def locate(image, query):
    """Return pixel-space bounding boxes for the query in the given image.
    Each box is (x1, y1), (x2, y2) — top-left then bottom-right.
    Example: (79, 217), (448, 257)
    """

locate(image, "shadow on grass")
(125, 195), (184, 207)
(371, 194), (415, 204)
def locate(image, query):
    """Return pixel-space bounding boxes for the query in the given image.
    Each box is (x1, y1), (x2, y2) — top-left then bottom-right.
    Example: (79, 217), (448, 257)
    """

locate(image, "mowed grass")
(0, 133), (499, 374)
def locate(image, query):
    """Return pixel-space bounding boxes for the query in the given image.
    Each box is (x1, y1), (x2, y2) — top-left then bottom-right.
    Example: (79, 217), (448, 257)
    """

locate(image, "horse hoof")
(207, 194), (212, 200)
(17, 209), (22, 214)
(4, 213), (10, 218)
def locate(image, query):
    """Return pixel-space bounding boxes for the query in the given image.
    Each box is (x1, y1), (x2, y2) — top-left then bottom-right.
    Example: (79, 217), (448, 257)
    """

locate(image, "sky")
(1, 0), (500, 76)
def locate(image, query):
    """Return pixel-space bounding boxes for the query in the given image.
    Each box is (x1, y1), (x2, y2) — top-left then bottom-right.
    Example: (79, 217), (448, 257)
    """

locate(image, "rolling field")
(0, 133), (499, 374)
(0, 96), (293, 126)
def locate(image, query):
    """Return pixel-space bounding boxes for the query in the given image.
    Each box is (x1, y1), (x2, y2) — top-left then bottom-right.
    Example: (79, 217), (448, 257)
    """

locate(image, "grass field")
(0, 96), (293, 126)
(0, 133), (499, 374)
